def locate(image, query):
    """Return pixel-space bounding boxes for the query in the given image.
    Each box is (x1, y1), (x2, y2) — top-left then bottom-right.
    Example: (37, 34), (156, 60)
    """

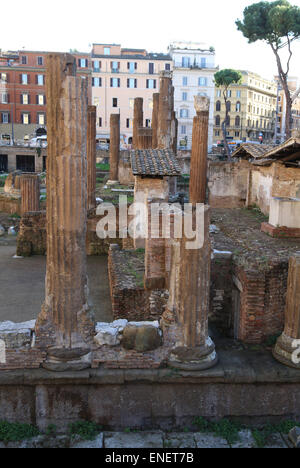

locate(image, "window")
(112, 98), (118, 108)
(226, 115), (230, 126)
(201, 58), (207, 68)
(145, 119), (151, 128)
(215, 130), (220, 136)
(216, 89), (221, 97)
(198, 77), (207, 86)
(79, 58), (88, 68)
(128, 62), (137, 73)
(180, 109), (189, 118)
(182, 76), (188, 86)
(22, 113), (30, 125)
(215, 115), (221, 126)
(149, 63), (154, 74)
(235, 131), (240, 137)
(216, 101), (221, 112)
(182, 92), (188, 101)
(37, 56), (43, 66)
(37, 114), (45, 125)
(1, 73), (8, 82)
(21, 56), (27, 65)
(127, 78), (137, 89)
(36, 74), (44, 85)
(146, 79), (156, 89)
(1, 113), (9, 123)
(149, 99), (153, 109)
(93, 60), (101, 71)
(111, 61), (119, 72)
(182, 57), (190, 68)
(21, 74), (28, 85)
(126, 118), (131, 129)
(129, 98), (134, 109)
(37, 94), (45, 105)
(227, 90), (232, 98)
(226, 101), (231, 112)
(99, 117), (102, 127)
(236, 91), (241, 98)
(104, 48), (110, 55)
(22, 94), (29, 105)
(235, 116), (241, 127)
(1, 93), (9, 104)
(92, 77), (102, 87)
(236, 101), (241, 112)
(181, 125), (186, 134)
(110, 78), (120, 88)
(165, 63), (171, 71)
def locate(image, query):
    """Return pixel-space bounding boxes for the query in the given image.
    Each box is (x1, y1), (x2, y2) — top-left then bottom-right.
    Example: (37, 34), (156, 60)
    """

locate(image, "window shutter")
(110, 78), (113, 87)
(127, 79), (129, 88)
(118, 62), (120, 69)
(110, 62), (113, 69)
(135, 79), (137, 88)
(0, 114), (2, 124)
(78, 59), (81, 67)
(100, 78), (102, 87)
(6, 74), (9, 83)
(127, 62), (130, 70)
(35, 75), (38, 85)
(146, 79), (149, 89)
(8, 113), (11, 124)
(44, 95), (46, 105)
(99, 61), (102, 69)
(86, 59), (88, 67)
(92, 78), (94, 87)
(20, 74), (22, 84)
(20, 95), (23, 104)
(7, 94), (10, 104)
(135, 62), (137, 70)
(28, 114), (31, 124)
(28, 94), (30, 105)
(154, 80), (157, 89)
(36, 95), (39, 105)
(118, 79), (120, 87)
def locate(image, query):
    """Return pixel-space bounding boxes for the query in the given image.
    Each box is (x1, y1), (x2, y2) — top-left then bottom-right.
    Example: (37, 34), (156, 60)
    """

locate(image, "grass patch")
(69, 421), (103, 441)
(0, 421), (40, 442)
(96, 163), (110, 171)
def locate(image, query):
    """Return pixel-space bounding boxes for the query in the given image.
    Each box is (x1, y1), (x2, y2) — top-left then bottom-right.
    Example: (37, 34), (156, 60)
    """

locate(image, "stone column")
(87, 105), (96, 210)
(163, 206), (218, 370)
(144, 198), (166, 290)
(109, 113), (120, 183)
(35, 53), (94, 371)
(133, 98), (143, 149)
(20, 174), (40, 214)
(189, 96), (210, 205)
(151, 93), (159, 149)
(157, 71), (173, 149)
(273, 253), (300, 369)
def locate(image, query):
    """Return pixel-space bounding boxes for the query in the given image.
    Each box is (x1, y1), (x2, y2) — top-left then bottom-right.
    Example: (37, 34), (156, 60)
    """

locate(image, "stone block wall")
(0, 193), (21, 215)
(16, 211), (47, 256)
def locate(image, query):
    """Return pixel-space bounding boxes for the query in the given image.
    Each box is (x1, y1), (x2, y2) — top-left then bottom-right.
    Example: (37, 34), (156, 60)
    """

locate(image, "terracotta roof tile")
(131, 149), (181, 177)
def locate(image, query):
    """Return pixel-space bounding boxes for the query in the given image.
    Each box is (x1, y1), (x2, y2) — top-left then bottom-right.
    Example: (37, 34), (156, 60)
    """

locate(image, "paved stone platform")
(0, 430), (293, 448)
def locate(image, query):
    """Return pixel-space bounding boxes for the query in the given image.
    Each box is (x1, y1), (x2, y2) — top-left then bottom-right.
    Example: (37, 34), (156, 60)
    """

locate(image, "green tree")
(214, 69), (242, 159)
(236, 0), (300, 140)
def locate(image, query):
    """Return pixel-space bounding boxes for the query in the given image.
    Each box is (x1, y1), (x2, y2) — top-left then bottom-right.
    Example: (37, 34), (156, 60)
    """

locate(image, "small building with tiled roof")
(130, 149), (181, 178)
(232, 143), (276, 160)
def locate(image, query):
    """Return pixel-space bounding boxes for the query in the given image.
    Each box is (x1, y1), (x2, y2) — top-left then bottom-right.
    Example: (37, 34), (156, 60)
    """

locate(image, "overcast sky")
(3, 0), (300, 81)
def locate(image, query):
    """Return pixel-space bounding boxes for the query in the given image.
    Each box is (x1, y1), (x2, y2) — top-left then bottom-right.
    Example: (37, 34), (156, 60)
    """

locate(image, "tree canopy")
(214, 69), (242, 89)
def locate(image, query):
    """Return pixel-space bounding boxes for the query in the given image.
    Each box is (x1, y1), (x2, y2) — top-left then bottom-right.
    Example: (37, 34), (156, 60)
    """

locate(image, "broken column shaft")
(157, 72), (174, 149)
(87, 105), (96, 210)
(35, 53), (94, 371)
(273, 253), (300, 369)
(151, 93), (159, 149)
(20, 174), (40, 214)
(189, 96), (210, 205)
(109, 113), (120, 182)
(133, 98), (143, 149)
(164, 206), (218, 370)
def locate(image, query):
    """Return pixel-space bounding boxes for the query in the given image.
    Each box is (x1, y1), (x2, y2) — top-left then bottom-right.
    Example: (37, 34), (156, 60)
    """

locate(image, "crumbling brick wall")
(16, 211), (47, 256)
(233, 260), (288, 344)
(208, 161), (251, 209)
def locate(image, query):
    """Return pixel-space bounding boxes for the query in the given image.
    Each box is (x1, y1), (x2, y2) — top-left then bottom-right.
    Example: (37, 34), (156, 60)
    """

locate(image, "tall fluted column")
(164, 206), (218, 370)
(35, 53), (94, 371)
(20, 174), (40, 214)
(133, 98), (143, 149)
(87, 105), (96, 210)
(189, 96), (210, 205)
(151, 93), (159, 149)
(109, 113), (120, 182)
(273, 253), (300, 369)
(157, 71), (173, 149)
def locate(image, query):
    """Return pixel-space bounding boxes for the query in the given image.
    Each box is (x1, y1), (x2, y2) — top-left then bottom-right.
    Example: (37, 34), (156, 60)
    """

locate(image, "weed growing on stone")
(0, 421), (40, 442)
(45, 424), (57, 436)
(68, 421), (103, 441)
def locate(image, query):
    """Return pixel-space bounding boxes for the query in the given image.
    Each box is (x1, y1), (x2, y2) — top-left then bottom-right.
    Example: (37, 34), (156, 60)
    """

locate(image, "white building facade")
(168, 41), (218, 151)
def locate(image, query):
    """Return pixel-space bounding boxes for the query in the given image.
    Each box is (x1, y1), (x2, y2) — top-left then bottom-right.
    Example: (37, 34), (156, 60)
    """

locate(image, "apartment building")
(213, 70), (277, 145)
(0, 50), (91, 143)
(91, 44), (173, 146)
(168, 41), (218, 151)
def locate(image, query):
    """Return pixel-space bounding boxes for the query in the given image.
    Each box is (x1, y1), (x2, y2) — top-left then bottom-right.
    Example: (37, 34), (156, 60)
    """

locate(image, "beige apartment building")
(213, 70), (277, 145)
(275, 76), (300, 142)
(91, 44), (173, 146)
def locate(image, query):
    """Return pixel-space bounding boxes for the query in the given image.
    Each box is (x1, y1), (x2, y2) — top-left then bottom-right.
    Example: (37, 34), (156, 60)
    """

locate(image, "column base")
(167, 339), (218, 371)
(273, 332), (300, 370)
(42, 348), (92, 372)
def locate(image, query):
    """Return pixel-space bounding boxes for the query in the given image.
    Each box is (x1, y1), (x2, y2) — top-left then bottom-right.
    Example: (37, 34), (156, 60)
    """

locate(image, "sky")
(2, 0), (300, 81)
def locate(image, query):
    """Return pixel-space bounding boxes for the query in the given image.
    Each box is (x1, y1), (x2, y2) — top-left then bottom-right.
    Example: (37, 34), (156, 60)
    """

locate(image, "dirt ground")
(0, 243), (113, 323)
